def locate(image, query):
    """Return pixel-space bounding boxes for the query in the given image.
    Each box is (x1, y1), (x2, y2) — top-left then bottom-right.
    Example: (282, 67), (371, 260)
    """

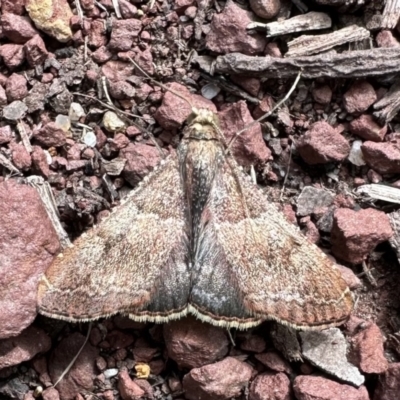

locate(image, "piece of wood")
(373, 79), (400, 124)
(0, 152), (21, 176)
(247, 12), (331, 37)
(26, 175), (71, 249)
(388, 209), (400, 263)
(286, 25), (370, 57)
(381, 0), (400, 29)
(196, 48), (400, 79)
(356, 184), (400, 205)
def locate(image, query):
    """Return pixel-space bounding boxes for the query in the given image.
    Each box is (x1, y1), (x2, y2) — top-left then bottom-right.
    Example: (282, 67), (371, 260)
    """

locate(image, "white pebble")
(55, 114), (71, 132)
(103, 368), (119, 379)
(201, 83), (221, 100)
(69, 102), (86, 122)
(348, 140), (366, 166)
(82, 130), (97, 147)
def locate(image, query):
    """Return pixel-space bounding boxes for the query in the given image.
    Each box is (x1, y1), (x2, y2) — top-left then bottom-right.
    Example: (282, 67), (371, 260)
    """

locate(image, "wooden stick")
(286, 25), (370, 57)
(247, 12), (331, 37)
(196, 48), (400, 79)
(381, 0), (400, 29)
(373, 79), (400, 124)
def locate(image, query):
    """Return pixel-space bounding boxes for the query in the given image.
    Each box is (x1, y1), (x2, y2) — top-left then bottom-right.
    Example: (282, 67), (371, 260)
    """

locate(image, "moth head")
(187, 108), (219, 127)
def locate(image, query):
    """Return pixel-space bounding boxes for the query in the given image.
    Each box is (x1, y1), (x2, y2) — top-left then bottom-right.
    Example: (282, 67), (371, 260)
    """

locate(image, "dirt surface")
(1, 0), (400, 399)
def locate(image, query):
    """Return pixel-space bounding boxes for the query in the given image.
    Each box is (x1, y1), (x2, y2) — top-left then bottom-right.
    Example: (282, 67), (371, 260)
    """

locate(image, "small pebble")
(82, 130), (97, 147)
(69, 102), (86, 122)
(348, 140), (366, 166)
(55, 114), (71, 132)
(103, 111), (126, 132)
(3, 100), (28, 120)
(104, 368), (119, 379)
(201, 83), (221, 100)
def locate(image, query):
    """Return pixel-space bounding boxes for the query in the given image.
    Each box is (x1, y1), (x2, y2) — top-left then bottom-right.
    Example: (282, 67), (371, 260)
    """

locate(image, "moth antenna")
(225, 70), (302, 154)
(72, 92), (166, 157)
(72, 92), (147, 121)
(53, 323), (92, 388)
(128, 57), (194, 109)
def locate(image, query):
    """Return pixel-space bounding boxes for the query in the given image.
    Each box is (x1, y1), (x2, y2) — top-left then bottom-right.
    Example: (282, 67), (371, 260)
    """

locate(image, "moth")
(37, 106), (353, 330)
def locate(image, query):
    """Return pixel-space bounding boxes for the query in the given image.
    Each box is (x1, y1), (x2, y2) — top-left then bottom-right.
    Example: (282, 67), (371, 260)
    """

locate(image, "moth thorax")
(187, 108), (219, 127)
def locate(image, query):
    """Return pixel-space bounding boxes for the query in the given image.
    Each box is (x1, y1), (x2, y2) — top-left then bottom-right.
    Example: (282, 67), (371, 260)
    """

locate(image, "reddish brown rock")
(119, 0), (138, 18)
(349, 115), (387, 142)
(9, 141), (32, 170)
(374, 363), (400, 400)
(0, 125), (13, 144)
(337, 265), (362, 290)
(109, 133), (130, 151)
(1, 13), (39, 44)
(1, 0), (26, 14)
(24, 34), (48, 66)
(331, 208), (393, 264)
(300, 216), (320, 244)
(163, 316), (229, 369)
(155, 82), (216, 130)
(106, 330), (135, 349)
(174, 0), (195, 12)
(0, 326), (51, 368)
(102, 390), (114, 400)
(5, 73), (28, 102)
(89, 19), (108, 48)
(293, 376), (369, 400)
(265, 42), (282, 57)
(230, 75), (261, 97)
(108, 81), (136, 100)
(120, 143), (161, 187)
(343, 81), (377, 114)
(80, 0), (94, 9)
(102, 61), (135, 82)
(249, 372), (291, 400)
(182, 357), (253, 400)
(131, 339), (158, 362)
(109, 19), (142, 52)
(255, 351), (293, 374)
(34, 122), (67, 147)
(376, 30), (400, 48)
(205, 0), (266, 55)
(249, 0), (280, 19)
(92, 46), (113, 64)
(0, 44), (25, 69)
(0, 180), (59, 339)
(218, 100), (272, 167)
(240, 335), (267, 353)
(361, 140), (400, 174)
(350, 322), (388, 374)
(135, 82), (153, 102)
(133, 48), (154, 75)
(297, 121), (350, 164)
(312, 84), (332, 105)
(42, 387), (60, 400)
(49, 332), (99, 400)
(118, 369), (145, 400)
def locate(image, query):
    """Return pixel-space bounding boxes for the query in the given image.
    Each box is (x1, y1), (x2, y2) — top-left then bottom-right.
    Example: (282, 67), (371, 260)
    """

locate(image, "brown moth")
(37, 108), (353, 330)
